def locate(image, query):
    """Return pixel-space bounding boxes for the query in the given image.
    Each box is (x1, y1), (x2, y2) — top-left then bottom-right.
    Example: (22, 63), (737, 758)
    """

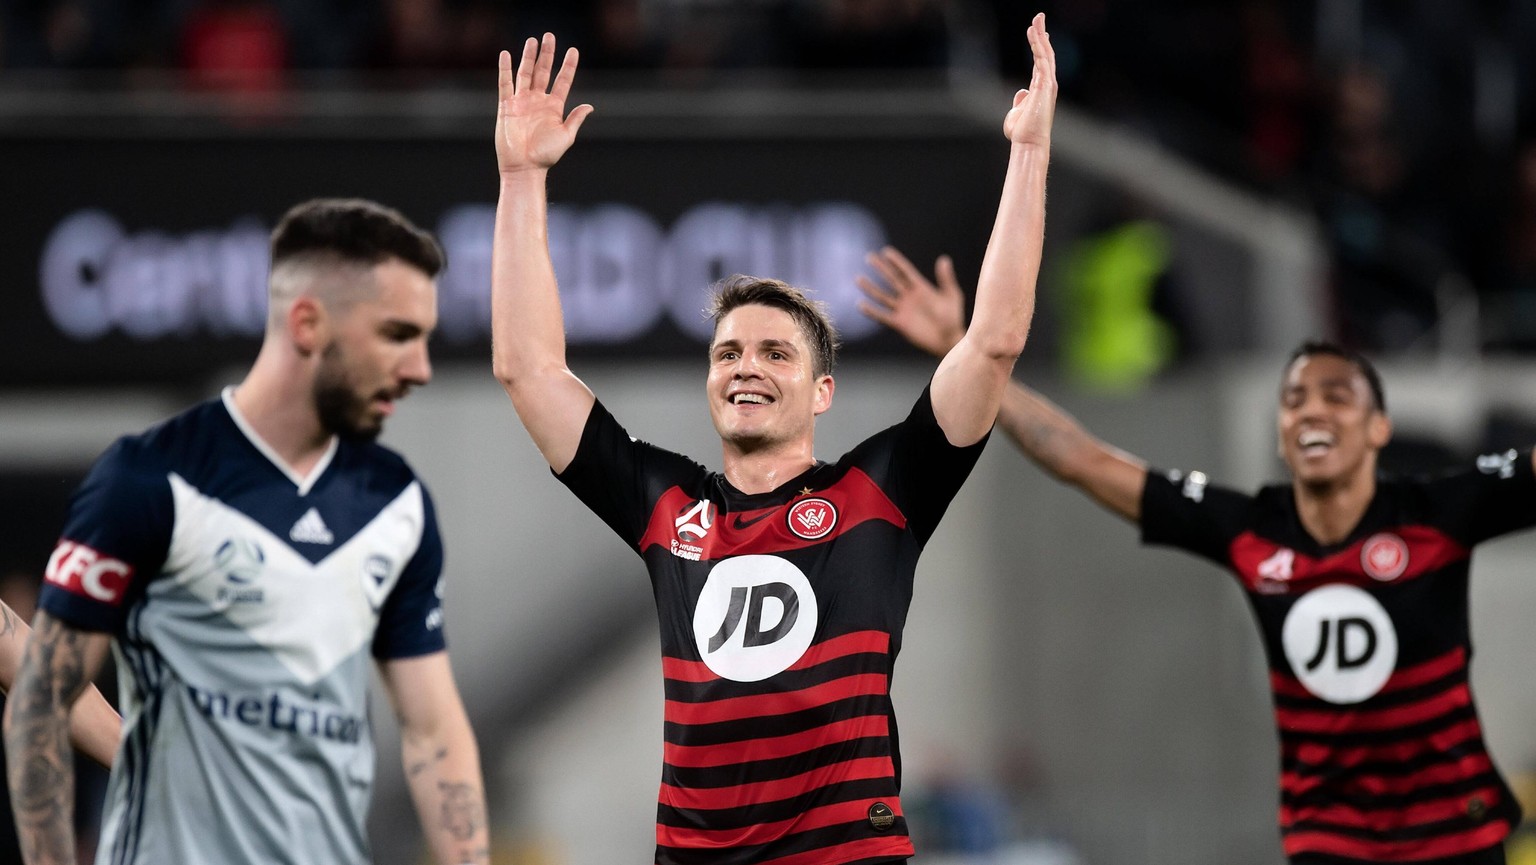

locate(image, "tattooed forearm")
(407, 746), (449, 778)
(438, 780), (484, 841)
(0, 602), (19, 640)
(1000, 389), (1088, 478)
(1020, 418), (1064, 462)
(5, 614), (90, 865)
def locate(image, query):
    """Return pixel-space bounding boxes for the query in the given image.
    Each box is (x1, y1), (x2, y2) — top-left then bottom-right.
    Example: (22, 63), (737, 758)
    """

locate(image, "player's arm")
(491, 34), (598, 473)
(921, 13), (1056, 447)
(379, 651), (489, 865)
(4, 611), (113, 865)
(860, 248), (1148, 523)
(0, 601), (119, 769)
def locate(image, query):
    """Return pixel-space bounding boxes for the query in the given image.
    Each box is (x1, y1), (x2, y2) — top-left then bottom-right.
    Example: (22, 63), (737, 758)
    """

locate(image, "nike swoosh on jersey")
(732, 511), (776, 530)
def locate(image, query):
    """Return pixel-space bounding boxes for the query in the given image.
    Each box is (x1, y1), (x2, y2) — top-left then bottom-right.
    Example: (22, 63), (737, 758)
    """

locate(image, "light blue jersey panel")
(40, 391), (446, 865)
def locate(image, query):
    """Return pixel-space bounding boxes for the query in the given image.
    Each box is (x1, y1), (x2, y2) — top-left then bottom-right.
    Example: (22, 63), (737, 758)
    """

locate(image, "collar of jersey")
(720, 460), (829, 505)
(220, 386), (339, 496)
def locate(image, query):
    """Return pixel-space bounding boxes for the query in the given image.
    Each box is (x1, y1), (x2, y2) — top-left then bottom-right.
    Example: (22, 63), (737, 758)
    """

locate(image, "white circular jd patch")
(1281, 584), (1398, 704)
(693, 555), (819, 682)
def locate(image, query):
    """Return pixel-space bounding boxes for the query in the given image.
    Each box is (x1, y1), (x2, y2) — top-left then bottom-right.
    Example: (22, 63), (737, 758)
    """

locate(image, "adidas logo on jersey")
(289, 508), (334, 545)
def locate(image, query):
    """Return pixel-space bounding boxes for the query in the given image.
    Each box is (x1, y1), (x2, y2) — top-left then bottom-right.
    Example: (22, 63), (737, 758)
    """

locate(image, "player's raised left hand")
(856, 247), (967, 359)
(496, 33), (593, 175)
(1002, 14), (1057, 149)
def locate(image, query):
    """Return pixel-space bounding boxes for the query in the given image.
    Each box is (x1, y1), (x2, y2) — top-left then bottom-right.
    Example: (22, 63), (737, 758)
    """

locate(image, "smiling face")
(312, 257), (437, 441)
(1277, 352), (1391, 491)
(707, 303), (834, 453)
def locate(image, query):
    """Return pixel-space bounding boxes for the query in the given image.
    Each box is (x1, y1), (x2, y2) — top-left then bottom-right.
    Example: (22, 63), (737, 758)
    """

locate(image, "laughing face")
(1277, 352), (1391, 491)
(706, 303), (833, 453)
(312, 257), (437, 441)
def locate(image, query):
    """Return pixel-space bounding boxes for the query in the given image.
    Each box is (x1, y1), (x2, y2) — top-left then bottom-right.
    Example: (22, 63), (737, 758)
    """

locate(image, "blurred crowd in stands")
(0, 0), (957, 81)
(6, 0), (1536, 355)
(1009, 2), (1536, 355)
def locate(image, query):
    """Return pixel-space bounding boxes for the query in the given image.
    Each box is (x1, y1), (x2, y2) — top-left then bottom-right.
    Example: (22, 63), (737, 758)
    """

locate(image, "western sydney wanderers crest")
(1360, 532), (1408, 581)
(787, 497), (837, 540)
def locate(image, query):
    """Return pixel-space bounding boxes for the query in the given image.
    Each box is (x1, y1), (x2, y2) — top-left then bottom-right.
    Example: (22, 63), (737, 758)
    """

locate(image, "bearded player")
(5, 199), (489, 865)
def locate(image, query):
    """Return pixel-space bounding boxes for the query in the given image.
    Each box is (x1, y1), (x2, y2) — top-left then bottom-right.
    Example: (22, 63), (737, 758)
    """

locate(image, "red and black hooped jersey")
(1141, 450), (1536, 864)
(556, 388), (986, 865)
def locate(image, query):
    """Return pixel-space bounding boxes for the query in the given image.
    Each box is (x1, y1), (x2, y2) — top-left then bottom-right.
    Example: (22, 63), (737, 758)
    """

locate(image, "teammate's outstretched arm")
(380, 652), (490, 865)
(860, 248), (1148, 523)
(490, 33), (597, 473)
(4, 612), (113, 865)
(922, 13), (1056, 447)
(0, 600), (119, 769)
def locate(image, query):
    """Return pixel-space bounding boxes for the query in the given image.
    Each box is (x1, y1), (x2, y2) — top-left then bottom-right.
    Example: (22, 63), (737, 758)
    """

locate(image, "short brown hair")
(707, 275), (840, 378)
(271, 198), (444, 277)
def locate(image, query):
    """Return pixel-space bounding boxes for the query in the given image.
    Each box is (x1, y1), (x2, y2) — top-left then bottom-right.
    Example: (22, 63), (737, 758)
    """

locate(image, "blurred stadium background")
(2, 1), (1536, 863)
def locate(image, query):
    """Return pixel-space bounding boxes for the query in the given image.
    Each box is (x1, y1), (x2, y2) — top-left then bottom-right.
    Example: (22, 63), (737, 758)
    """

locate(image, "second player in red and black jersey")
(558, 389), (984, 864)
(1142, 453), (1536, 863)
(489, 20), (1057, 865)
(867, 239), (1536, 863)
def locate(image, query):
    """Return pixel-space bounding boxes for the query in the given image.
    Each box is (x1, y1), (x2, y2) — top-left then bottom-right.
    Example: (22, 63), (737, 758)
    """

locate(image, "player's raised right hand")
(496, 33), (594, 175)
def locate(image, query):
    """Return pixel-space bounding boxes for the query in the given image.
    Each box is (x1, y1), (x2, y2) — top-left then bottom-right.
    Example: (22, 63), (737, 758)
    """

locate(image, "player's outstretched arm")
(925, 13), (1056, 447)
(491, 33), (598, 473)
(0, 602), (120, 769)
(381, 652), (490, 865)
(860, 247), (1148, 523)
(3, 611), (112, 865)
(62, 683), (119, 771)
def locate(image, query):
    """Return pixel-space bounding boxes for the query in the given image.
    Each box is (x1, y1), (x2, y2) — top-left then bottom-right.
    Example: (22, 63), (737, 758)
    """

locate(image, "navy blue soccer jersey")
(556, 387), (986, 865)
(1141, 450), (1536, 864)
(38, 389), (447, 865)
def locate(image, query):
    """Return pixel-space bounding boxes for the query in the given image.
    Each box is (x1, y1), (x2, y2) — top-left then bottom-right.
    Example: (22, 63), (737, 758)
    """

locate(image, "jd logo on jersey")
(693, 555), (819, 682)
(706, 583), (799, 653)
(1281, 584), (1398, 704)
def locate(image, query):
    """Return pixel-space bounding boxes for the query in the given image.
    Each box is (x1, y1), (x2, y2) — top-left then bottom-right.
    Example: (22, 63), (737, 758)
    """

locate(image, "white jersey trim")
(220, 387), (338, 497)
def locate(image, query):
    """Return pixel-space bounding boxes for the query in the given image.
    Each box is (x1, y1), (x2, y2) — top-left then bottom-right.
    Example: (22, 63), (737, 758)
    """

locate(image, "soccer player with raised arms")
(491, 18), (1055, 865)
(860, 248), (1536, 865)
(5, 199), (489, 865)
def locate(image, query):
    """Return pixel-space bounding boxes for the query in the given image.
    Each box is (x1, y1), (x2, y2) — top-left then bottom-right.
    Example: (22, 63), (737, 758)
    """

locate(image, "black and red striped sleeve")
(1139, 467), (1257, 568)
(1417, 448), (1536, 547)
(554, 399), (708, 549)
(845, 385), (988, 546)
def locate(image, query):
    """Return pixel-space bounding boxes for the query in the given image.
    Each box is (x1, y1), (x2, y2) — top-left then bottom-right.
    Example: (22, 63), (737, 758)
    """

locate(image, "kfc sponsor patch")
(45, 540), (132, 604)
